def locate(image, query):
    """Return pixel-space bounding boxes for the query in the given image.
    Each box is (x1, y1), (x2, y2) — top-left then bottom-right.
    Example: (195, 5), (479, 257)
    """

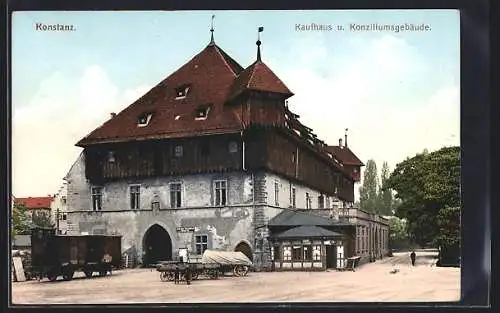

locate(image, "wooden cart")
(156, 262), (221, 282)
(344, 256), (361, 271)
(200, 250), (252, 277)
(156, 250), (253, 282)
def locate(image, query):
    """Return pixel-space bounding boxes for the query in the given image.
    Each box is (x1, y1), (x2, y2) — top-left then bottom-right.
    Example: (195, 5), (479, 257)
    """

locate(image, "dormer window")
(138, 113), (153, 127)
(195, 104), (212, 120)
(175, 84), (190, 100)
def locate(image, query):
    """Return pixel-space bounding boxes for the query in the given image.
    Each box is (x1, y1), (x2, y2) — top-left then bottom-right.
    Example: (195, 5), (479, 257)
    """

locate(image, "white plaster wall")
(264, 172), (334, 210)
(65, 152), (91, 212)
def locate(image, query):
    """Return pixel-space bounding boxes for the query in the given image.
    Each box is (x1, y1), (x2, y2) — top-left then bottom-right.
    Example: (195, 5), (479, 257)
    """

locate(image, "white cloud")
(12, 65), (152, 197)
(268, 34), (459, 201)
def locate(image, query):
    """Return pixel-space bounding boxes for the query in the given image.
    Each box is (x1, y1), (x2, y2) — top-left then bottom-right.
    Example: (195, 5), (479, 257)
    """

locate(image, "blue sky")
(12, 10), (460, 198)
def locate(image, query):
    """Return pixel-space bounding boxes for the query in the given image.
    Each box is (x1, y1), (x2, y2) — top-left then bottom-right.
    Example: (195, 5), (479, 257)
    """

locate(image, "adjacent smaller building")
(268, 210), (352, 271)
(14, 196), (54, 223)
(268, 208), (389, 271)
(12, 235), (31, 251)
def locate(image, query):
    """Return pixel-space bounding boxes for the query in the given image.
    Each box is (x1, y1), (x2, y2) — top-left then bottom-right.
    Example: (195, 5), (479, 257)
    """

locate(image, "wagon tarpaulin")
(201, 250), (253, 266)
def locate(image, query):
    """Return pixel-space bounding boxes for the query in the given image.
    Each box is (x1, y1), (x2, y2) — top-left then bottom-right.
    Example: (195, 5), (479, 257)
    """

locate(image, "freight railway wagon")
(28, 227), (122, 282)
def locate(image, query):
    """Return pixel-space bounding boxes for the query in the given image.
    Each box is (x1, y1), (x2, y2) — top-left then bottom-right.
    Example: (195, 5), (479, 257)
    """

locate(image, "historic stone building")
(64, 29), (389, 270)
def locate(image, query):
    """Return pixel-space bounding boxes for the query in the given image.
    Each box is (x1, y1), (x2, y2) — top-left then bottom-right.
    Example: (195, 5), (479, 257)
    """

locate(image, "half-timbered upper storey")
(76, 31), (361, 202)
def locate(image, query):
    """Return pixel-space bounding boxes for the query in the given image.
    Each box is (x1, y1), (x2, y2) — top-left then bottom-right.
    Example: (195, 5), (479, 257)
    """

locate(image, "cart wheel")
(99, 270), (108, 277)
(160, 272), (169, 282)
(240, 266), (249, 276)
(84, 270), (93, 279)
(233, 266), (241, 277)
(210, 270), (219, 280)
(47, 273), (58, 282)
(191, 272), (199, 280)
(62, 270), (74, 281)
(234, 265), (248, 277)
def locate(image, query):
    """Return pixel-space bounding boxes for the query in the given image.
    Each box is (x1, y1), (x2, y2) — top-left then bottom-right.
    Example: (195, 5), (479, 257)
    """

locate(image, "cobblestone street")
(12, 251), (460, 304)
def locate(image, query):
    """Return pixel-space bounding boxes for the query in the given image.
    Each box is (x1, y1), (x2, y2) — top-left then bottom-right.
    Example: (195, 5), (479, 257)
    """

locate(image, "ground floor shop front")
(270, 238), (348, 271)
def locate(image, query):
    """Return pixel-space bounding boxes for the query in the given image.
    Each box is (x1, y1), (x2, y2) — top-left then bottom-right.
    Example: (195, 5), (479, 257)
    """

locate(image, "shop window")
(292, 246), (302, 261)
(283, 246), (291, 261)
(303, 245), (312, 261)
(313, 245), (321, 261)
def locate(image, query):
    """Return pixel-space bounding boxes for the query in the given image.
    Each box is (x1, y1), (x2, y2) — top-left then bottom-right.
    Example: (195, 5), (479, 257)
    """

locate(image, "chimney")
(110, 112), (116, 119)
(339, 138), (343, 147)
(345, 128), (348, 148)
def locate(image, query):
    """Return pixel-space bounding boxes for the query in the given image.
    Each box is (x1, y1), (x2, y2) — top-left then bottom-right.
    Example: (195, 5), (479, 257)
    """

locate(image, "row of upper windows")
(90, 180), (228, 211)
(274, 180), (333, 209)
(106, 141), (238, 163)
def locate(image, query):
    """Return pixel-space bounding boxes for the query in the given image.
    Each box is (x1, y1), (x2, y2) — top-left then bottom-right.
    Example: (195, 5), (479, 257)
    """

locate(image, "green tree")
(11, 203), (31, 239)
(388, 216), (410, 250)
(377, 161), (393, 215)
(32, 211), (55, 229)
(435, 206), (460, 265)
(386, 146), (460, 250)
(359, 159), (379, 213)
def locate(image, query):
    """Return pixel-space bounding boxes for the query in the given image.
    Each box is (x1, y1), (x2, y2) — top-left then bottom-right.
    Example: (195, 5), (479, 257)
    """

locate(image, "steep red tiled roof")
(228, 60), (293, 101)
(77, 43), (246, 146)
(326, 146), (364, 166)
(15, 197), (54, 210)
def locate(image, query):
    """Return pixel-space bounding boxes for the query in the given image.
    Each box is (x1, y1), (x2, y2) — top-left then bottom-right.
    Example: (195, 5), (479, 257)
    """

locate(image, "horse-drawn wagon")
(156, 250), (252, 283)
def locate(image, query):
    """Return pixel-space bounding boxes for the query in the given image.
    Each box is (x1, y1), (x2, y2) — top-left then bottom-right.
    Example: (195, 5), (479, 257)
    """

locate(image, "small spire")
(256, 26), (264, 61)
(209, 15), (215, 45)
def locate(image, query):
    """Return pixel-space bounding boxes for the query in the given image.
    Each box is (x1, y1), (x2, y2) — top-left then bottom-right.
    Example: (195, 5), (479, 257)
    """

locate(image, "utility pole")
(56, 208), (60, 234)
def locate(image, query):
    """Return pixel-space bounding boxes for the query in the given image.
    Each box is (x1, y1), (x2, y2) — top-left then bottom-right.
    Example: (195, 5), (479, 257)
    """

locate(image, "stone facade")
(64, 153), (337, 267)
(64, 153), (384, 268)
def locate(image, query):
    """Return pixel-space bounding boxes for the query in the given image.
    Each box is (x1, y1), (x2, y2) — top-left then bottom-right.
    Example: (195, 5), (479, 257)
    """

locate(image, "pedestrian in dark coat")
(174, 266), (180, 284)
(410, 250), (416, 266)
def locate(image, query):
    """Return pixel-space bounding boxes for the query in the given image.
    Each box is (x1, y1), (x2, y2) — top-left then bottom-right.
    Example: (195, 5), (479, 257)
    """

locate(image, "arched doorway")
(235, 241), (253, 261)
(143, 224), (172, 267)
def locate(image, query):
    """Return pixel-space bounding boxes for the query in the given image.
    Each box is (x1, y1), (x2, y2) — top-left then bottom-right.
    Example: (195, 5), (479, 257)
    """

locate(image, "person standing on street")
(410, 250), (416, 266)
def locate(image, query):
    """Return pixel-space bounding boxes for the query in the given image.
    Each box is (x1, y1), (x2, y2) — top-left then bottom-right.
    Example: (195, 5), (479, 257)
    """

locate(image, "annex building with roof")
(64, 27), (389, 270)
